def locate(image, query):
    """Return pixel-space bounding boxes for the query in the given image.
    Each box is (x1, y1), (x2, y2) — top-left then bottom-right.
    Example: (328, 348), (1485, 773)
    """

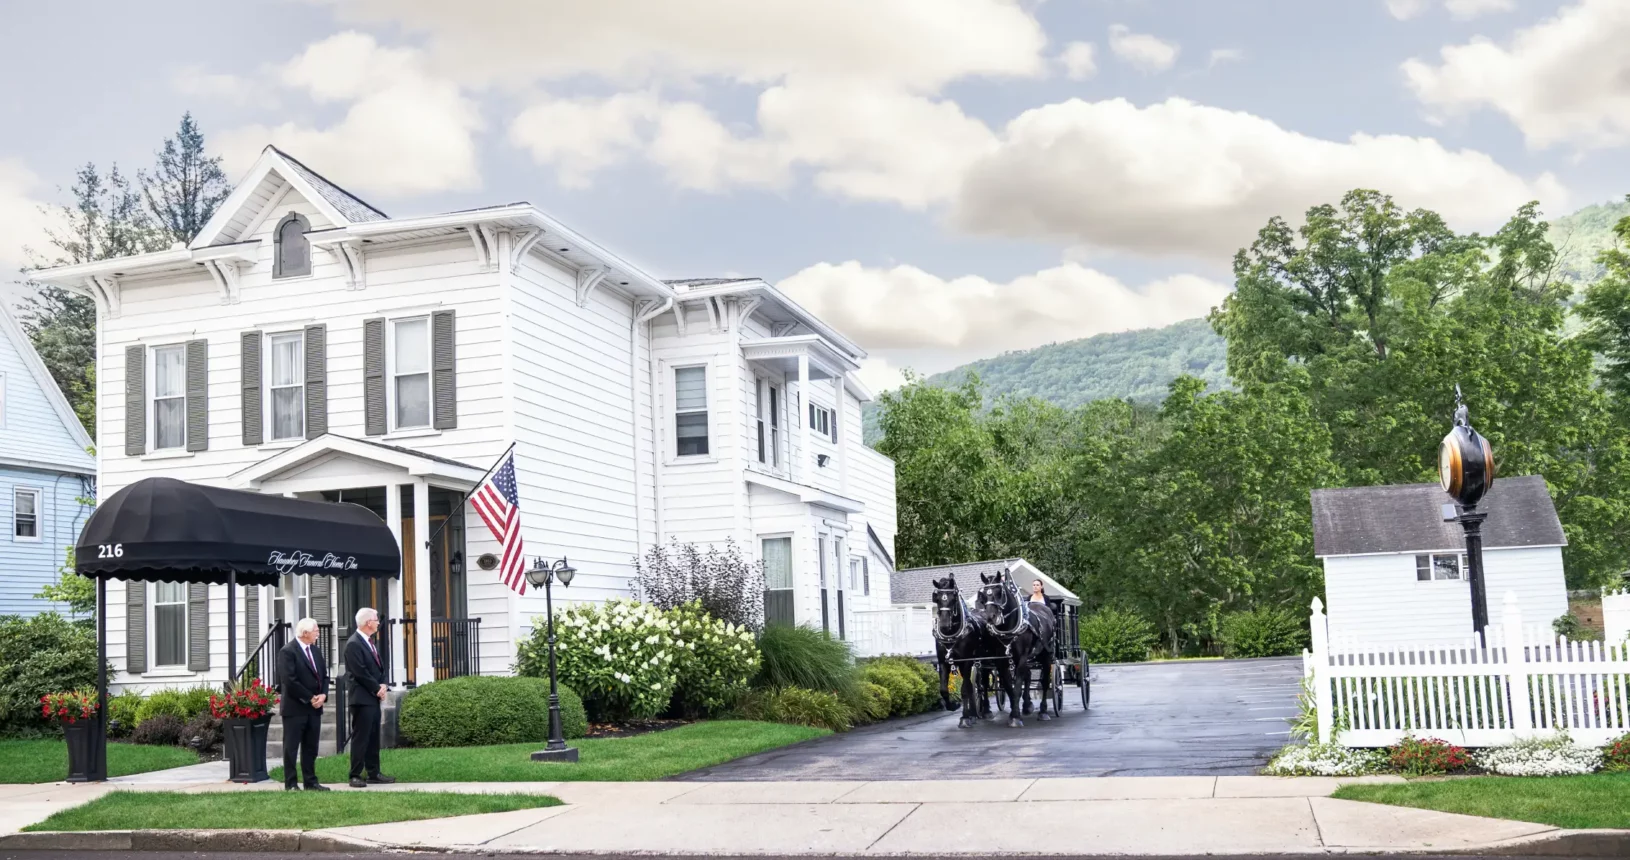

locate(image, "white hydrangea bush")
(669, 601), (761, 717)
(1474, 732), (1603, 776)
(1264, 742), (1388, 776)
(541, 598), (677, 719)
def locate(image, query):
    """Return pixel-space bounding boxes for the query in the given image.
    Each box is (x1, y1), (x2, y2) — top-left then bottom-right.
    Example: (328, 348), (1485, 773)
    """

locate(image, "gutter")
(631, 298), (673, 554)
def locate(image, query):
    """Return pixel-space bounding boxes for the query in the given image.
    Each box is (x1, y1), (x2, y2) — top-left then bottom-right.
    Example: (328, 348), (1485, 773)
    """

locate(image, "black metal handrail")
(235, 622), (292, 690)
(432, 617), (481, 680)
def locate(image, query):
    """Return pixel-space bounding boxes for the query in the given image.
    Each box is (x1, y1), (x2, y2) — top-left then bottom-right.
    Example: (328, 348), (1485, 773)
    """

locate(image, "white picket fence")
(1306, 592), (1630, 747)
(850, 607), (935, 659)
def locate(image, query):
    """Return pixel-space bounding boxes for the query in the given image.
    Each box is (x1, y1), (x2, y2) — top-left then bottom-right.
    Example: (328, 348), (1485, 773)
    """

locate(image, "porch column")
(385, 482), (406, 685)
(413, 481), (434, 684)
(795, 354), (809, 486)
(832, 374), (847, 493)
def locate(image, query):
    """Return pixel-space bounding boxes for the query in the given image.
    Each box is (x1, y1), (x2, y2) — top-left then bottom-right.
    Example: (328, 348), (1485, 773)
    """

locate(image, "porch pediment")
(232, 434), (486, 492)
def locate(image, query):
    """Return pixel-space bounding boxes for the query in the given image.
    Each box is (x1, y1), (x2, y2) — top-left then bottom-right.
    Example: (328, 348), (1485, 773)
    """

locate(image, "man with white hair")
(342, 606), (394, 787)
(276, 617), (330, 791)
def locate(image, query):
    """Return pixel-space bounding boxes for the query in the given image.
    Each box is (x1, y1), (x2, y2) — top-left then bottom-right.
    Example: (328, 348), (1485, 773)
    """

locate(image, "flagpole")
(425, 441), (516, 550)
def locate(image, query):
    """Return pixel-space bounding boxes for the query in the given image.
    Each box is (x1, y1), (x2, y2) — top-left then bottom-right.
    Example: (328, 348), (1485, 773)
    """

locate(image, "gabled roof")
(272, 147), (387, 224)
(890, 558), (1079, 605)
(0, 305), (94, 472)
(231, 434), (487, 490)
(190, 146), (387, 249)
(668, 276), (866, 361)
(1311, 475), (1566, 558)
(867, 524), (895, 569)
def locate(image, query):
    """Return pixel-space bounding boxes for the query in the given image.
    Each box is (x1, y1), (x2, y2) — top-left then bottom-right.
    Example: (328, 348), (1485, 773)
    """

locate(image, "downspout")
(633, 297), (673, 553)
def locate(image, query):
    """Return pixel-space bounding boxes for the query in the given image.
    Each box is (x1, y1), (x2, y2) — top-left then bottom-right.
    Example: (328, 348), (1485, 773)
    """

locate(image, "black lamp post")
(526, 556), (578, 762)
(1438, 385), (1496, 637)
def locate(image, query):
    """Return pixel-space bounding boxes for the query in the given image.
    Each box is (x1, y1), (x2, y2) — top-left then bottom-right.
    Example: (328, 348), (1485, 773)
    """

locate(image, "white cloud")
(172, 66), (261, 104)
(217, 32), (483, 196)
(1208, 48), (1245, 68)
(1385, 0), (1431, 19)
(855, 357), (910, 394)
(331, 0), (1047, 92)
(1108, 25), (1180, 73)
(0, 159), (53, 275)
(1403, 0), (1630, 150)
(1388, 0), (1512, 19)
(1060, 42), (1098, 80)
(512, 81), (996, 209)
(952, 97), (1567, 259)
(779, 260), (1229, 355)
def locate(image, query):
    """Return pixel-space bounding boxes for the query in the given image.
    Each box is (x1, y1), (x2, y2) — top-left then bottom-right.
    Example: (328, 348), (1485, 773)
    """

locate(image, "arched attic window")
(274, 213), (311, 279)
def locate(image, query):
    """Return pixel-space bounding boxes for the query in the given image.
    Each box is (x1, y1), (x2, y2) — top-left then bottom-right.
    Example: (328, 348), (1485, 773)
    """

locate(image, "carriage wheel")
(1080, 668), (1091, 709)
(1052, 664), (1064, 712)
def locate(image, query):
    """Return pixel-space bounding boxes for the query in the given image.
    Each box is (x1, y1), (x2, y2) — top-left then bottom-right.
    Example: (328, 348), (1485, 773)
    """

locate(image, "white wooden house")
(30, 146), (896, 692)
(1310, 474), (1567, 648)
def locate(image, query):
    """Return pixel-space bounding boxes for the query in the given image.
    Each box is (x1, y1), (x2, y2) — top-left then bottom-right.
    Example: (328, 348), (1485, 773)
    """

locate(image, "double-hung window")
(151, 345), (188, 450)
(1414, 553), (1468, 581)
(13, 488), (39, 541)
(755, 379), (782, 467)
(390, 317), (432, 430)
(809, 403), (835, 442)
(267, 331), (305, 440)
(762, 537), (793, 627)
(153, 581), (187, 667)
(675, 366), (709, 456)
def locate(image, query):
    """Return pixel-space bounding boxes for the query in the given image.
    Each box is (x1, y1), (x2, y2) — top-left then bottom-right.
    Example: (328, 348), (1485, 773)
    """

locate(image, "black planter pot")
(63, 721), (103, 783)
(224, 716), (271, 783)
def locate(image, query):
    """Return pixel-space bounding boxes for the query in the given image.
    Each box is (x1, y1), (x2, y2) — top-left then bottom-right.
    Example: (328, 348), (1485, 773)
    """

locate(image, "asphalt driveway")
(680, 657), (1303, 780)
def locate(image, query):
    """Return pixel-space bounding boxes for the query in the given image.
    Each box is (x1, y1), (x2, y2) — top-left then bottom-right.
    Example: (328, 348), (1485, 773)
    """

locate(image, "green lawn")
(1334, 773), (1630, 829)
(273, 720), (826, 784)
(25, 790), (560, 832)
(0, 740), (199, 784)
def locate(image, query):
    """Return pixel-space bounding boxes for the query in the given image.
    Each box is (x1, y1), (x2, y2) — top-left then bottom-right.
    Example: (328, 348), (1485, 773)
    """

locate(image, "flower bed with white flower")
(520, 598), (677, 720)
(1474, 732), (1603, 776)
(669, 601), (759, 717)
(1264, 742), (1389, 776)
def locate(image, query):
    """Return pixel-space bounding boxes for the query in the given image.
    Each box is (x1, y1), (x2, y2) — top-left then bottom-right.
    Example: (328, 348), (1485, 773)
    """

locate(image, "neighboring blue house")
(0, 305), (95, 617)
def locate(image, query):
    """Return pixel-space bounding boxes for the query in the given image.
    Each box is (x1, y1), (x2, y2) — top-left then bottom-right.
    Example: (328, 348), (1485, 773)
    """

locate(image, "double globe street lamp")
(526, 556), (579, 762)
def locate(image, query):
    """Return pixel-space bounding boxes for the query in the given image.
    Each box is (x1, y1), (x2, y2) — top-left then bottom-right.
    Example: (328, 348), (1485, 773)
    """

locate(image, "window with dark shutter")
(363, 318), (386, 436)
(241, 331), (263, 446)
(274, 213), (311, 279)
(305, 324), (328, 438)
(186, 582), (210, 671)
(185, 339), (208, 452)
(431, 310), (457, 429)
(124, 346), (145, 457)
(126, 581), (147, 674)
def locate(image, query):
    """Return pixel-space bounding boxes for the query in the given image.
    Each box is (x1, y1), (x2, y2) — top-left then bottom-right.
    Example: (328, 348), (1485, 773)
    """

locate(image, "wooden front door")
(401, 516), (419, 685)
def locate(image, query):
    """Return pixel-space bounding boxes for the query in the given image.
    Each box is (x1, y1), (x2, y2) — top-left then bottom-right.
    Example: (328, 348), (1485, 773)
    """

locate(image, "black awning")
(76, 477), (401, 586)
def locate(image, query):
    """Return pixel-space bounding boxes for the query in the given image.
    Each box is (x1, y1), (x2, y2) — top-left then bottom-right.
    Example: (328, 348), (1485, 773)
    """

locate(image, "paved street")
(682, 657), (1304, 780)
(0, 854), (1571, 860)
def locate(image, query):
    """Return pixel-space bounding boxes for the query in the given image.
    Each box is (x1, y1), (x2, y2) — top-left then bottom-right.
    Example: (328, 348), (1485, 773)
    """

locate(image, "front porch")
(233, 434), (495, 687)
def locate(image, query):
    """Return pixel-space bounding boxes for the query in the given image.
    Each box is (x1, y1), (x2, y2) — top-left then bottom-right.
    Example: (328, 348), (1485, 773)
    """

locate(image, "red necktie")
(304, 645), (316, 671)
(367, 638), (380, 666)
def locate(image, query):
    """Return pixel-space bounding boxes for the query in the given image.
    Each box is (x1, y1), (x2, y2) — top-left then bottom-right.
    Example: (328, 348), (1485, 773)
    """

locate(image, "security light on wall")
(817, 454), (830, 467)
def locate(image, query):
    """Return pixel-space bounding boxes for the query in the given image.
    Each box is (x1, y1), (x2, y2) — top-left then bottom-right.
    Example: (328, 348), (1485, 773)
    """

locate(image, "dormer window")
(274, 213), (311, 279)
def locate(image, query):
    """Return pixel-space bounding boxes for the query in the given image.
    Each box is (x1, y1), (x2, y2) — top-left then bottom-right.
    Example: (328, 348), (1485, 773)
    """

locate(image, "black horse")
(930, 576), (1003, 728)
(977, 570), (1057, 722)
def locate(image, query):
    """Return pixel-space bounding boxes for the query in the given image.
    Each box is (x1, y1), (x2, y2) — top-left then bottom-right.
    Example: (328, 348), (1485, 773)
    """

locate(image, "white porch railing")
(1308, 592), (1630, 747)
(850, 607), (935, 659)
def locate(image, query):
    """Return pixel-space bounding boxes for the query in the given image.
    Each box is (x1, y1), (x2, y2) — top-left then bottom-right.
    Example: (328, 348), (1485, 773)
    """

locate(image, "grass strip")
(1334, 773), (1630, 829)
(25, 789), (560, 832)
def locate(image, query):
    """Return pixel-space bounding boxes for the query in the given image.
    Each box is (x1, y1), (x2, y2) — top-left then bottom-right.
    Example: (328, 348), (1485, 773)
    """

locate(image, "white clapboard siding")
(1307, 593), (1630, 747)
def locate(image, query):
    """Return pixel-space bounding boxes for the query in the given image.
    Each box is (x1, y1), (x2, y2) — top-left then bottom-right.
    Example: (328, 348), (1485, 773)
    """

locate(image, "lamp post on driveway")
(527, 556), (579, 762)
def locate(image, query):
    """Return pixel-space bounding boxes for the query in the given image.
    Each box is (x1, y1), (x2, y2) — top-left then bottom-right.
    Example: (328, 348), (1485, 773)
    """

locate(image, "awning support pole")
(228, 570), (238, 686)
(92, 576), (107, 782)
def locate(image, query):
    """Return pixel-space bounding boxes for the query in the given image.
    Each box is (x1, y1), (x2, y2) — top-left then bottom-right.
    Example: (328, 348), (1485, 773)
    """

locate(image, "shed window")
(274, 213), (311, 278)
(1414, 553), (1468, 581)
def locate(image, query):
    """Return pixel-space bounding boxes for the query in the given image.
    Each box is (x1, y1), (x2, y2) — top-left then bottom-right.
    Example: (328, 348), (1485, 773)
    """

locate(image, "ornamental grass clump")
(1263, 742), (1387, 776)
(668, 601), (760, 718)
(1388, 735), (1470, 776)
(1474, 731), (1603, 776)
(522, 598), (676, 720)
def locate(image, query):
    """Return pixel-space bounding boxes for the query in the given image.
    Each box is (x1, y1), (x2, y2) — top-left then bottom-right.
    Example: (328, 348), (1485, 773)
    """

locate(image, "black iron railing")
(432, 617), (481, 680)
(237, 622), (292, 690)
(384, 617), (415, 687)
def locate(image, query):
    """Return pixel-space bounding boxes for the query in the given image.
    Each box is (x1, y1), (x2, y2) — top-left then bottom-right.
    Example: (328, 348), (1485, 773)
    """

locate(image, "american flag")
(470, 452), (527, 595)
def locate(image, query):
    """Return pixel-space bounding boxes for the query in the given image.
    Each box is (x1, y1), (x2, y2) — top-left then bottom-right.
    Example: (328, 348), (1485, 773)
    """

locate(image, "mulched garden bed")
(584, 719), (691, 739)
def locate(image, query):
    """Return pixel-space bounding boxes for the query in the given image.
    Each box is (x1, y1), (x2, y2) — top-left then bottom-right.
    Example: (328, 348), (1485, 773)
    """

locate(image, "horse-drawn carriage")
(925, 561), (1090, 727)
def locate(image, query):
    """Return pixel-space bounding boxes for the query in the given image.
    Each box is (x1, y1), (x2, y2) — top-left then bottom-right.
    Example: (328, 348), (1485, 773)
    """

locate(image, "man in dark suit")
(343, 607), (395, 788)
(276, 617), (330, 791)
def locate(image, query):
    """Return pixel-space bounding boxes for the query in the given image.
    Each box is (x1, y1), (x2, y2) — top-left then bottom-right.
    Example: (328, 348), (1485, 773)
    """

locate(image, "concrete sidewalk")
(4, 775), (1603, 855)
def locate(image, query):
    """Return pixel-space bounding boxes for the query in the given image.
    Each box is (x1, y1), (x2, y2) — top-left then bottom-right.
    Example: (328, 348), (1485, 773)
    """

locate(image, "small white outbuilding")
(1310, 474), (1568, 648)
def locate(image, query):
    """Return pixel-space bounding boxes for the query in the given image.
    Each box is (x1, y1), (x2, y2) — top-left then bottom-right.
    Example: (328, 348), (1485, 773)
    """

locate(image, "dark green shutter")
(186, 583), (210, 672)
(310, 576), (332, 668)
(363, 318), (386, 436)
(185, 339), (208, 452)
(432, 310), (457, 429)
(124, 346), (145, 457)
(244, 586), (260, 664)
(305, 324), (327, 439)
(241, 331), (262, 446)
(126, 581), (147, 674)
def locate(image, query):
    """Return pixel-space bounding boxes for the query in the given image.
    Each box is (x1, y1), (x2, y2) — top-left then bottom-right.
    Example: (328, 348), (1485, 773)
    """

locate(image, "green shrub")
(132, 714), (185, 746)
(668, 601), (760, 718)
(518, 598), (675, 720)
(107, 691), (144, 738)
(866, 656), (937, 713)
(179, 713), (222, 753)
(1219, 608), (1309, 658)
(860, 662), (927, 717)
(0, 612), (101, 737)
(858, 682), (892, 721)
(135, 686), (214, 724)
(1604, 732), (1630, 772)
(755, 624), (856, 694)
(1079, 607), (1157, 664)
(739, 686), (851, 732)
(399, 675), (586, 747)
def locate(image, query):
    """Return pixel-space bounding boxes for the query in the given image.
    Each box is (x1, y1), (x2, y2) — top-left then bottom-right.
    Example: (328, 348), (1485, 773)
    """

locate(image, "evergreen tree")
(140, 112), (231, 245)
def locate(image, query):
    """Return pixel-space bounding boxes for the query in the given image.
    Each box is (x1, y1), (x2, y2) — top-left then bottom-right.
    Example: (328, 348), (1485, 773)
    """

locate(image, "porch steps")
(266, 717), (339, 760)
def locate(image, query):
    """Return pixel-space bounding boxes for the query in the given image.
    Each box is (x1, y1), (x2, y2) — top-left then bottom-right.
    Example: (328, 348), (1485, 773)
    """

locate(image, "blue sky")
(2, 0), (1625, 390)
